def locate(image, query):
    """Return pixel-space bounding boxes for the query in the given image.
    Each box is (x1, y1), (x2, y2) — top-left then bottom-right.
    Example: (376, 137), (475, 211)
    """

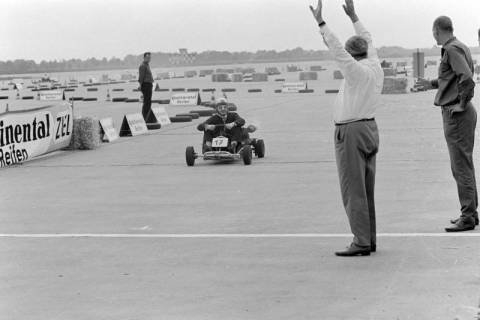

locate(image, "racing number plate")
(212, 137), (229, 148)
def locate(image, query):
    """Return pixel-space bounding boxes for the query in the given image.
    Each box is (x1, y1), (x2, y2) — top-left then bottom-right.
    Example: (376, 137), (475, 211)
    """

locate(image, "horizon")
(1, 0), (479, 62)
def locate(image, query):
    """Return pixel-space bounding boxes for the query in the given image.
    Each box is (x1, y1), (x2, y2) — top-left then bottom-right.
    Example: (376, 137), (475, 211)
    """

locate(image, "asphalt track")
(1, 76), (480, 319)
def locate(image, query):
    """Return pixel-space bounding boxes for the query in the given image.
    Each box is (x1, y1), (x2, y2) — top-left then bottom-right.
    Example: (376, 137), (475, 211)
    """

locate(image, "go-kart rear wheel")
(255, 139), (265, 158)
(242, 145), (252, 165)
(186, 146), (196, 166)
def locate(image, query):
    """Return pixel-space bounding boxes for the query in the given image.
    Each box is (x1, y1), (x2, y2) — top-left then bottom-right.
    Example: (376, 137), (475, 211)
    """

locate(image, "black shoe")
(371, 244), (376, 253)
(445, 219), (476, 232)
(335, 244), (371, 257)
(450, 216), (479, 226)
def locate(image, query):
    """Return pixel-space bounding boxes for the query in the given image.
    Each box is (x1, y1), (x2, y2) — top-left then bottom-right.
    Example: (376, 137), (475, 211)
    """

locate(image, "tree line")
(1, 46), (478, 75)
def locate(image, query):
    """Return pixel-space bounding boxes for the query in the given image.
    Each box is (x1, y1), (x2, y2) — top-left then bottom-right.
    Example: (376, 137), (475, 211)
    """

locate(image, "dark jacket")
(138, 62), (153, 84)
(197, 112), (245, 135)
(431, 37), (475, 108)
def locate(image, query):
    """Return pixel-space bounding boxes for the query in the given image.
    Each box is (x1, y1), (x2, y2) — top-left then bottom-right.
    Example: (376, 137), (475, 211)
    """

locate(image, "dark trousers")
(335, 120), (379, 247)
(141, 82), (153, 121)
(442, 102), (478, 220)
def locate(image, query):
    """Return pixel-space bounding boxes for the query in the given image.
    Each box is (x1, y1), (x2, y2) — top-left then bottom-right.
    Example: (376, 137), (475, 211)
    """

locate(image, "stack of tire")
(299, 71), (318, 81)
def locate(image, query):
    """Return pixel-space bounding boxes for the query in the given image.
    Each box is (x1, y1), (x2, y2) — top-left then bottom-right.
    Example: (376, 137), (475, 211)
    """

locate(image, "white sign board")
(170, 92), (200, 106)
(99, 117), (118, 142)
(151, 106), (171, 126)
(39, 90), (63, 101)
(281, 82), (307, 93)
(119, 113), (148, 137)
(0, 103), (73, 167)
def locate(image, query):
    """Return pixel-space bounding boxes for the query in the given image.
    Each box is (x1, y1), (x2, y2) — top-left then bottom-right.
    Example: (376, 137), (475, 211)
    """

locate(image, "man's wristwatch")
(318, 21), (326, 27)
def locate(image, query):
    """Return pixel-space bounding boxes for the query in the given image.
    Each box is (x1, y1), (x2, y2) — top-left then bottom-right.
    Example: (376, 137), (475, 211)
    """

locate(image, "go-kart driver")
(197, 98), (246, 153)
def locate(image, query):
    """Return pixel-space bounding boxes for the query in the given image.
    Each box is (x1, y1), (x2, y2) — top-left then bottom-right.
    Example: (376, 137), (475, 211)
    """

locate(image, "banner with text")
(0, 102), (73, 168)
(170, 92), (201, 106)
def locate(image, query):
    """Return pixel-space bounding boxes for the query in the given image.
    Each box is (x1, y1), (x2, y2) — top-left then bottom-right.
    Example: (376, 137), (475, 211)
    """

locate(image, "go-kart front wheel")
(254, 139), (265, 158)
(186, 146), (196, 166)
(242, 145), (252, 165)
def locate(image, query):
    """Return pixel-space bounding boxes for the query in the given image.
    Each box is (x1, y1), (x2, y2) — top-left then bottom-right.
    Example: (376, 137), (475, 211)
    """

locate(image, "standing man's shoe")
(450, 216), (479, 226)
(445, 219), (476, 232)
(335, 244), (371, 257)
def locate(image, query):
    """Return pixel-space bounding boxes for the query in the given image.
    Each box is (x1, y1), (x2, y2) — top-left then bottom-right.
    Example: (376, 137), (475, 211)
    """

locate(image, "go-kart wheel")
(186, 146), (196, 166)
(242, 145), (252, 165)
(255, 139), (265, 158)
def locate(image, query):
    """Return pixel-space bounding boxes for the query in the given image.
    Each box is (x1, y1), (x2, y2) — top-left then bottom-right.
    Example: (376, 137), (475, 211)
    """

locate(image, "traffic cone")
(16, 91), (20, 100)
(106, 89), (111, 101)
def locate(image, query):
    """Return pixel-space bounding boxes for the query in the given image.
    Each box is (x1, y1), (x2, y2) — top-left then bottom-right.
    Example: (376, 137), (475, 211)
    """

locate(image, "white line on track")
(0, 233), (479, 238)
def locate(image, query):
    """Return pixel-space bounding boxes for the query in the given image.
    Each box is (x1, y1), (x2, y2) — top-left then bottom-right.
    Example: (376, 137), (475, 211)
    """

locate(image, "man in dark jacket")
(197, 98), (245, 153)
(138, 52), (153, 121)
(429, 16), (477, 232)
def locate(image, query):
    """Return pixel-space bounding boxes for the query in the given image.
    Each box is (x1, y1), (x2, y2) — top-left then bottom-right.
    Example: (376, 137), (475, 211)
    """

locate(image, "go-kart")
(185, 124), (265, 166)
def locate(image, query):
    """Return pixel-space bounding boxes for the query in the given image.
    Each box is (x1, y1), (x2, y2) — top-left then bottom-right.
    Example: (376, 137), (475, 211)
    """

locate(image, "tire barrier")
(170, 116), (193, 123)
(70, 97), (84, 101)
(132, 88), (140, 92)
(1, 88), (9, 91)
(21, 96), (34, 100)
(274, 89), (282, 93)
(325, 89), (339, 94)
(64, 88), (75, 92)
(190, 109), (215, 117)
(299, 71), (318, 81)
(202, 88), (216, 92)
(83, 97), (98, 101)
(299, 89), (314, 93)
(333, 70), (344, 80)
(154, 99), (170, 104)
(172, 88), (185, 92)
(221, 88), (236, 92)
(252, 73), (268, 82)
(187, 88), (200, 92)
(184, 70), (198, 78)
(112, 97), (128, 102)
(275, 78), (286, 82)
(199, 69), (214, 77)
(248, 89), (262, 93)
(125, 98), (140, 103)
(382, 77), (408, 94)
(0, 96), (8, 99)
(112, 88), (124, 92)
(176, 113), (199, 119)
(156, 88), (169, 92)
(87, 88), (98, 92)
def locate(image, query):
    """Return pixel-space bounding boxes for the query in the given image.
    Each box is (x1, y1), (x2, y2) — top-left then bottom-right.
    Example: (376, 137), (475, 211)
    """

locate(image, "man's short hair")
(433, 16), (454, 33)
(144, 52), (151, 58)
(345, 36), (368, 59)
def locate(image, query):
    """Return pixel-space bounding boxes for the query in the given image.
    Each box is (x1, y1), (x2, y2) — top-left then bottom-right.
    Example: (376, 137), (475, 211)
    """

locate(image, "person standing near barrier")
(309, 0), (383, 256)
(138, 52), (153, 121)
(427, 17), (477, 232)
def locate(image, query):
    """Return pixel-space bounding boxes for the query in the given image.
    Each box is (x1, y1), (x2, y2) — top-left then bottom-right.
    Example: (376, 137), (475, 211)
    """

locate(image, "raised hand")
(309, 0), (324, 24)
(342, 0), (359, 22)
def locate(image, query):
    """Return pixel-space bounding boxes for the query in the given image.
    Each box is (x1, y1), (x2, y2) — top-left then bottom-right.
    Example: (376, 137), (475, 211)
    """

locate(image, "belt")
(335, 118), (375, 126)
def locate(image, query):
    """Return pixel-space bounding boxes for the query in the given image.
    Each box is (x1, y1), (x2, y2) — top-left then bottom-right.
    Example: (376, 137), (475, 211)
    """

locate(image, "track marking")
(0, 233), (479, 238)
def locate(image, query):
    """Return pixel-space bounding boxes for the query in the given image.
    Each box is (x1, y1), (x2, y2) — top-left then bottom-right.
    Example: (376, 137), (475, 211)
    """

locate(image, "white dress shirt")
(320, 21), (384, 124)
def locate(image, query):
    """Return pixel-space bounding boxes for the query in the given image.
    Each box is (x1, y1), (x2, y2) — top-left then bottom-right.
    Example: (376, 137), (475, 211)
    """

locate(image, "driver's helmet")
(216, 98), (228, 116)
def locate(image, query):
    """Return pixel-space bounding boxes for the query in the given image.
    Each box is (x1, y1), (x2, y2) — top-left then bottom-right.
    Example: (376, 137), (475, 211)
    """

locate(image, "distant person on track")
(427, 16), (478, 232)
(309, 0), (383, 256)
(138, 52), (153, 121)
(197, 98), (245, 153)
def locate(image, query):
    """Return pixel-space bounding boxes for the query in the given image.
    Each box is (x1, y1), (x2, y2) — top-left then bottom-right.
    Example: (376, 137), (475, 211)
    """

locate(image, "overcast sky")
(1, 0), (479, 62)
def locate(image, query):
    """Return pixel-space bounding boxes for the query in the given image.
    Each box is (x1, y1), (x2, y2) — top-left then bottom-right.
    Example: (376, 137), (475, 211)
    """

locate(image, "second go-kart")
(185, 124), (265, 166)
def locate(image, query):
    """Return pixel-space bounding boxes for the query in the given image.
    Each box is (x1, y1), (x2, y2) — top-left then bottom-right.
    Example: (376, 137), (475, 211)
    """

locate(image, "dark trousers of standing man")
(141, 82), (153, 121)
(442, 102), (478, 221)
(335, 120), (379, 248)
